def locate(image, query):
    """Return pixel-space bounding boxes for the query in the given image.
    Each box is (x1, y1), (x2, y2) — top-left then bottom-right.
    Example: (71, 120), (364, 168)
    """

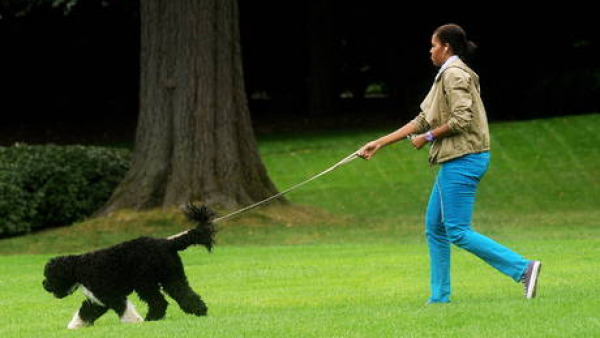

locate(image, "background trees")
(0, 1), (598, 213)
(2, 1), (598, 137)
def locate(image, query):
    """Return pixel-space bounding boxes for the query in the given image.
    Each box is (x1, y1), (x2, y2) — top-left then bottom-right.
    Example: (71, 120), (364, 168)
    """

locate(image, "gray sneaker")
(521, 261), (542, 299)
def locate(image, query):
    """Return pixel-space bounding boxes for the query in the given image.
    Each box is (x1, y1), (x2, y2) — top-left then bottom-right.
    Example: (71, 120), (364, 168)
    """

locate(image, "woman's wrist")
(425, 131), (435, 142)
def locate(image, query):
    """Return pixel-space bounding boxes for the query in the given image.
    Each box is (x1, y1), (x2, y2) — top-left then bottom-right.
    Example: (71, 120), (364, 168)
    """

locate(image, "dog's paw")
(67, 311), (92, 329)
(120, 300), (144, 324)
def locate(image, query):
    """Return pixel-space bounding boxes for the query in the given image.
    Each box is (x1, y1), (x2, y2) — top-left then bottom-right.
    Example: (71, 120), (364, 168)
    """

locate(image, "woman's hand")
(411, 134), (428, 150)
(358, 141), (381, 160)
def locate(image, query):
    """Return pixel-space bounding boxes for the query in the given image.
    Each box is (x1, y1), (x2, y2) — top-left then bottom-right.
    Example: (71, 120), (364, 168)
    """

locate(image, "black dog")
(42, 204), (217, 329)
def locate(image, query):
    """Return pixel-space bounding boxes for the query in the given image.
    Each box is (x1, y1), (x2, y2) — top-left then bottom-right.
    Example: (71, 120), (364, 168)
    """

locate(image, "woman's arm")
(358, 121), (419, 160)
(410, 123), (452, 149)
(412, 69), (473, 149)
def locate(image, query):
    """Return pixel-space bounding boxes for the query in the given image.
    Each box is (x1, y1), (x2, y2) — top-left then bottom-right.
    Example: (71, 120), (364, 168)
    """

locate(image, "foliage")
(0, 144), (130, 237)
(1, 114), (598, 253)
(0, 0), (114, 18)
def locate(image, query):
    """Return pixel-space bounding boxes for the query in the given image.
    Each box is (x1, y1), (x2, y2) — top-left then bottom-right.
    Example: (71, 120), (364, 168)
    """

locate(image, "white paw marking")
(67, 310), (91, 329)
(120, 299), (144, 323)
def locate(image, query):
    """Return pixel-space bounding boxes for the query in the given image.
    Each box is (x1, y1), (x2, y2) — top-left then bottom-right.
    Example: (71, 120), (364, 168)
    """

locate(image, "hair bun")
(466, 40), (478, 55)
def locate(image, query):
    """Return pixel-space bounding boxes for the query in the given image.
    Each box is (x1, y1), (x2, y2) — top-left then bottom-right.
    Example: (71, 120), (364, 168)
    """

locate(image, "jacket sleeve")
(443, 68), (473, 134)
(410, 112), (430, 134)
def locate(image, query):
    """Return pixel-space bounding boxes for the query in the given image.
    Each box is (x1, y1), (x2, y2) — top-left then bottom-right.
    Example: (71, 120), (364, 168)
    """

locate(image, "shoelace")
(521, 265), (532, 296)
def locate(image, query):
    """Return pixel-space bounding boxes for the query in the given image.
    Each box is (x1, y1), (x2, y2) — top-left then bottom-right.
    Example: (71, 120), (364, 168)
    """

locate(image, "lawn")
(0, 114), (599, 337)
(1, 241), (599, 337)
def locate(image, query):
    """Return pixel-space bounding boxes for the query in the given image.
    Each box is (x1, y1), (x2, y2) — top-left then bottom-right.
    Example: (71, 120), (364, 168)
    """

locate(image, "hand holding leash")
(357, 141), (381, 160)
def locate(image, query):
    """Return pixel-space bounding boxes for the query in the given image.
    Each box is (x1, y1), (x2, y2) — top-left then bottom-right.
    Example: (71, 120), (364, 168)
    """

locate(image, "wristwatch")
(425, 131), (435, 142)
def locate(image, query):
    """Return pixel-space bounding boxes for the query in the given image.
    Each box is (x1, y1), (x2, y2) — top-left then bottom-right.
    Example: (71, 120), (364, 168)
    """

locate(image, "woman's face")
(430, 34), (450, 67)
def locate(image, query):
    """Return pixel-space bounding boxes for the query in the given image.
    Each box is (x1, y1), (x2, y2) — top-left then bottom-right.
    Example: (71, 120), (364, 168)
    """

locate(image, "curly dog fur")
(42, 204), (217, 329)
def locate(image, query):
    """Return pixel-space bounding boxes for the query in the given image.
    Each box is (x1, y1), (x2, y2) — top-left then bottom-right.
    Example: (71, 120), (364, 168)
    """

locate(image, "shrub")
(0, 144), (130, 237)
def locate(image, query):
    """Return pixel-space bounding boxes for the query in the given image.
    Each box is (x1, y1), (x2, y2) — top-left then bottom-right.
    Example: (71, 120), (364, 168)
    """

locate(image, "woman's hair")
(434, 24), (477, 60)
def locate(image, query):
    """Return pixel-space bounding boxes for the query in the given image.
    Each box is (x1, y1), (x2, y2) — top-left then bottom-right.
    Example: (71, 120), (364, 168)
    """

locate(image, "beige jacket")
(411, 58), (490, 164)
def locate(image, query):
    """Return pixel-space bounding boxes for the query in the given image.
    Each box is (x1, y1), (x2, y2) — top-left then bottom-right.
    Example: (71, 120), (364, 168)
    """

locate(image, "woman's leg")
(425, 177), (451, 303)
(438, 153), (529, 282)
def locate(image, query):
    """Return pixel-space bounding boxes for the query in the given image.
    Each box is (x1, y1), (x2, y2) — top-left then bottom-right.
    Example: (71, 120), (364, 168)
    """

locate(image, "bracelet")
(425, 131), (435, 142)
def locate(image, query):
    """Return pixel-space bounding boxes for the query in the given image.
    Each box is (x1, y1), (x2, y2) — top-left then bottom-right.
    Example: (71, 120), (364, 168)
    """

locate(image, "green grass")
(2, 241), (599, 337)
(1, 114), (599, 337)
(259, 114), (599, 217)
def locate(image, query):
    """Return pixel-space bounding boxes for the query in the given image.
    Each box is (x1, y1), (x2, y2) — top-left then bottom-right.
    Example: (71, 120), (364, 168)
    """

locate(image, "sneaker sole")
(526, 261), (542, 299)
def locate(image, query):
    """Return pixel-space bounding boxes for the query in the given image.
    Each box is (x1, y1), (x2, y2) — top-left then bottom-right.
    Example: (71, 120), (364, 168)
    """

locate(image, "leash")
(168, 151), (359, 239)
(213, 151), (359, 223)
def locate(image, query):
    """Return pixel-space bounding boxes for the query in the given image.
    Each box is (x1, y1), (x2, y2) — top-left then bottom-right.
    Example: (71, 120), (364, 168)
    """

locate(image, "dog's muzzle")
(43, 280), (78, 298)
(42, 279), (53, 293)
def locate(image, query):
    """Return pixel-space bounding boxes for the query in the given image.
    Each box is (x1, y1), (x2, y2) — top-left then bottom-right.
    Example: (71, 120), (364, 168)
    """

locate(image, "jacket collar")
(439, 55), (460, 74)
(434, 57), (470, 82)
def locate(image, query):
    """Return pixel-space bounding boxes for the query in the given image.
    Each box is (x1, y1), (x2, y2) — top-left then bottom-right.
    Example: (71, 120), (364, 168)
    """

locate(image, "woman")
(358, 24), (541, 303)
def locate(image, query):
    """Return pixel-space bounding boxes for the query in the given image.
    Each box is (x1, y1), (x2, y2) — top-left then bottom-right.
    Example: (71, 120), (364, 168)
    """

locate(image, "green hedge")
(0, 144), (130, 237)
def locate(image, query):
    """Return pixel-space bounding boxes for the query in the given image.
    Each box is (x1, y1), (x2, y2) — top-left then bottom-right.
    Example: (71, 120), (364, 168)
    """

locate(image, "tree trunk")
(100, 0), (279, 213)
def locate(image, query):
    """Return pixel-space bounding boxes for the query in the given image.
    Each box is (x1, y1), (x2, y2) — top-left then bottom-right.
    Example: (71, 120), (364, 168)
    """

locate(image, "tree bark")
(100, 0), (279, 213)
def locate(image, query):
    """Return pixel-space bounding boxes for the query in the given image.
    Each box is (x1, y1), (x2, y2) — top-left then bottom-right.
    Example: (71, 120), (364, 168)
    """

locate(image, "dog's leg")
(162, 280), (208, 316)
(67, 300), (108, 329)
(120, 299), (144, 324)
(67, 310), (90, 330)
(104, 297), (143, 324)
(136, 287), (169, 321)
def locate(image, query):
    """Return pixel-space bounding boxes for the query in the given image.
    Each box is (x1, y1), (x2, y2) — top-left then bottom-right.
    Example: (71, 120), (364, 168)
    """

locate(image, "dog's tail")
(169, 204), (217, 252)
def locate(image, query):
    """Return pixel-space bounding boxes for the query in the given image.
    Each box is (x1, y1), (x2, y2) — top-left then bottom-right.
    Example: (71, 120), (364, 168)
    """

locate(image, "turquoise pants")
(425, 152), (529, 303)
